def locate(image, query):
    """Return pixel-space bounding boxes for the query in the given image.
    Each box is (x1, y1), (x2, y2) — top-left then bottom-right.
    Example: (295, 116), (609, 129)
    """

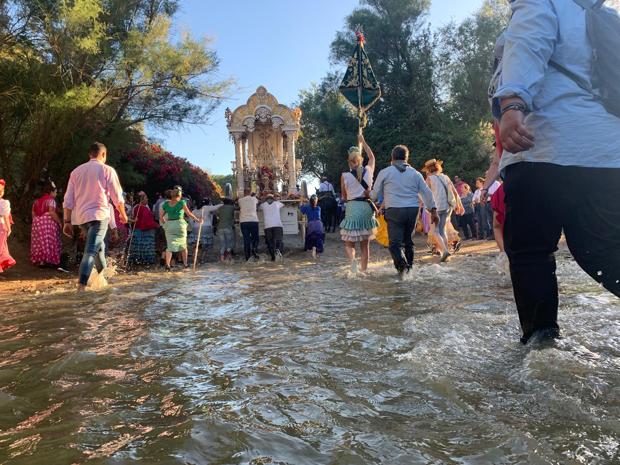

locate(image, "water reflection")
(0, 246), (618, 464)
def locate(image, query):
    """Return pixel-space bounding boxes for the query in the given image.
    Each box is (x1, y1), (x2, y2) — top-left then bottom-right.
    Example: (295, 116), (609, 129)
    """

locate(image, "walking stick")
(124, 204), (141, 269)
(192, 206), (205, 271)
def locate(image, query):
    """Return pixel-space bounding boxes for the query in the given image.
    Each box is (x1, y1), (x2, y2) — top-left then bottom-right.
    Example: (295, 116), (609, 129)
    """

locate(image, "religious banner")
(339, 29), (381, 131)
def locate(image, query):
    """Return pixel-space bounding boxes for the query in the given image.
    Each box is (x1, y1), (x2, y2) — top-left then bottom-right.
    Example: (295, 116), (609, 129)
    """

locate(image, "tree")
(0, 0), (232, 212)
(295, 73), (358, 188)
(211, 174), (236, 194)
(438, 0), (510, 126)
(296, 0), (507, 186)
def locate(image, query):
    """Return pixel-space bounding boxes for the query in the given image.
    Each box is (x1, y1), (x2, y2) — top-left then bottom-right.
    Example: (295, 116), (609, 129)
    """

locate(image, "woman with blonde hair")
(339, 134), (378, 273)
(160, 187), (201, 271)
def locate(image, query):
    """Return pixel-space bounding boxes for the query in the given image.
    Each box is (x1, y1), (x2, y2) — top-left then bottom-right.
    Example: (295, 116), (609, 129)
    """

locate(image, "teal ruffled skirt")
(340, 200), (378, 242)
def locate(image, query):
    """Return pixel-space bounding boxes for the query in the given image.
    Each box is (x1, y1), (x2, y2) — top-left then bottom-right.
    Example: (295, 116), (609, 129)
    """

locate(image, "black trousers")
(264, 226), (283, 260)
(459, 213), (476, 240)
(240, 221), (259, 260)
(385, 207), (419, 271)
(504, 162), (620, 343)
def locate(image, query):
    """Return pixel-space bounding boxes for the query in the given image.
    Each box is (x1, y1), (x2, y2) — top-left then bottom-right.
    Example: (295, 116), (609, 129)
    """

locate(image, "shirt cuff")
(494, 84), (533, 112)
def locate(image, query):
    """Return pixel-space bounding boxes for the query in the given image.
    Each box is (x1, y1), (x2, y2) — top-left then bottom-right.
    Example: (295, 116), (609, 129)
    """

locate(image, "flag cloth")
(339, 33), (381, 117)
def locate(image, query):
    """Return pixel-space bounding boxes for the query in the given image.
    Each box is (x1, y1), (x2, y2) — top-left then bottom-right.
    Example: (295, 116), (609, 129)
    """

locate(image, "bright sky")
(149, 0), (484, 175)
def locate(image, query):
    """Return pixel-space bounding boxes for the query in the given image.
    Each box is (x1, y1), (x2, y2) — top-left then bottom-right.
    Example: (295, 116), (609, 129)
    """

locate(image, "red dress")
(491, 183), (506, 232)
(31, 194), (62, 266)
(0, 199), (16, 272)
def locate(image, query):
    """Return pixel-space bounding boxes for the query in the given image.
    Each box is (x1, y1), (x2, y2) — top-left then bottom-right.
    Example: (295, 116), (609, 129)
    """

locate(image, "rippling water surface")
(0, 244), (619, 464)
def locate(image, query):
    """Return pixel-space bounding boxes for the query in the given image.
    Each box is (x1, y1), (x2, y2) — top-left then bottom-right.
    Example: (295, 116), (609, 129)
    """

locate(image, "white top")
(427, 174), (452, 212)
(473, 188), (483, 204)
(0, 199), (10, 216)
(193, 205), (223, 228)
(260, 201), (284, 228)
(342, 167), (373, 200)
(488, 180), (501, 197)
(238, 195), (259, 223)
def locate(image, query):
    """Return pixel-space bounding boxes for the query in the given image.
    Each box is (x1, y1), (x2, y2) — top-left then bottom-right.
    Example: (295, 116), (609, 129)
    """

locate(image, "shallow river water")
(0, 244), (619, 464)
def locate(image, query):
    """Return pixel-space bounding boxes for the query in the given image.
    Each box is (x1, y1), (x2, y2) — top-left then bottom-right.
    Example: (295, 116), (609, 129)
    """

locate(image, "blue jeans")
(219, 227), (235, 255)
(436, 209), (452, 252)
(78, 220), (109, 285)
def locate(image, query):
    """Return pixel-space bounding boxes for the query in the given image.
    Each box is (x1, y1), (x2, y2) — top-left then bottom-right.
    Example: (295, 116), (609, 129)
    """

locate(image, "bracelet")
(64, 220), (71, 224)
(500, 102), (527, 116)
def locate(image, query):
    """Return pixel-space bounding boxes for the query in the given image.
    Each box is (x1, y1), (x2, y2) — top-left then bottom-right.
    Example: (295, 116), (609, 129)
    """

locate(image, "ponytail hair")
(347, 146), (364, 181)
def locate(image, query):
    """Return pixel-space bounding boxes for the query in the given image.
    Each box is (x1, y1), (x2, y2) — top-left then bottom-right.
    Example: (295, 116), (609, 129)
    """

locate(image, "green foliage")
(296, 74), (359, 185)
(0, 0), (232, 213)
(297, 0), (508, 187)
(211, 174), (236, 194)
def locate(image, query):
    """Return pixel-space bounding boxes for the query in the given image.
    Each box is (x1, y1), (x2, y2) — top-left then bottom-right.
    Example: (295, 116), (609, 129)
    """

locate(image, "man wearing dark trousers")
(370, 145), (439, 279)
(238, 190), (260, 262)
(495, 0), (620, 343)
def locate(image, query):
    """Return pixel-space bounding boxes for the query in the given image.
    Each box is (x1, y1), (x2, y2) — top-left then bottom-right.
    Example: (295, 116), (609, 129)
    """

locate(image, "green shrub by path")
(0, 0), (231, 214)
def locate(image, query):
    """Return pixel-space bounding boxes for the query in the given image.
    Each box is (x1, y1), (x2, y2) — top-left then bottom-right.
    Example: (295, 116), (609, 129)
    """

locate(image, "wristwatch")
(500, 102), (528, 116)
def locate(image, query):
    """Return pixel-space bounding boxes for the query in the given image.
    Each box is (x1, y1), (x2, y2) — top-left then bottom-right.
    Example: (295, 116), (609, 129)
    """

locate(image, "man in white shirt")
(318, 178), (334, 193)
(237, 190), (260, 261)
(259, 194), (285, 261)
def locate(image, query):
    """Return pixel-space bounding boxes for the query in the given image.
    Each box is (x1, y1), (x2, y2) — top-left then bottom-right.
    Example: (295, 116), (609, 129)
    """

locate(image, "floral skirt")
(31, 215), (62, 266)
(128, 229), (156, 265)
(0, 223), (16, 272)
(340, 200), (378, 242)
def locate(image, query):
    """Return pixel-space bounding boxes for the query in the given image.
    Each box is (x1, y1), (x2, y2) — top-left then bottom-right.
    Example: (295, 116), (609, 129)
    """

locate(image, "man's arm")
(369, 170), (384, 203)
(494, 0), (558, 153)
(417, 173), (436, 212)
(62, 175), (75, 237)
(107, 168), (127, 223)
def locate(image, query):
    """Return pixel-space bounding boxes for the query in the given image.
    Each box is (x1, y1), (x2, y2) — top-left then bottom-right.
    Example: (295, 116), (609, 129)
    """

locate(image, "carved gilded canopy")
(226, 86), (301, 135)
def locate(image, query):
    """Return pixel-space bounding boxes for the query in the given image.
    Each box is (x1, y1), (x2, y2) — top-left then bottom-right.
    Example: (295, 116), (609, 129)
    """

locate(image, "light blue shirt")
(495, 0), (620, 170)
(370, 163), (436, 210)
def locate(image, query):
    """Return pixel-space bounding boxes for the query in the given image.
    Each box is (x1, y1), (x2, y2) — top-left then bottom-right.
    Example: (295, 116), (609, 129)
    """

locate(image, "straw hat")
(422, 158), (443, 173)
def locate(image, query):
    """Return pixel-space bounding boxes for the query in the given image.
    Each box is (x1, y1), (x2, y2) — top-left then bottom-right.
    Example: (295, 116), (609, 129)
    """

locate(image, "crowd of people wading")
(1, 0), (619, 345)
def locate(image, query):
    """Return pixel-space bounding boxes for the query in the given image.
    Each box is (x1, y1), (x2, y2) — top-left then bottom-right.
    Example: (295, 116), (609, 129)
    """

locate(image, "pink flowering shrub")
(121, 143), (222, 201)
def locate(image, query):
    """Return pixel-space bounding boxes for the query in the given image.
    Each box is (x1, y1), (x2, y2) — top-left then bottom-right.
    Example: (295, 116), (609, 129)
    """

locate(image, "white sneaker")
(275, 250), (283, 262)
